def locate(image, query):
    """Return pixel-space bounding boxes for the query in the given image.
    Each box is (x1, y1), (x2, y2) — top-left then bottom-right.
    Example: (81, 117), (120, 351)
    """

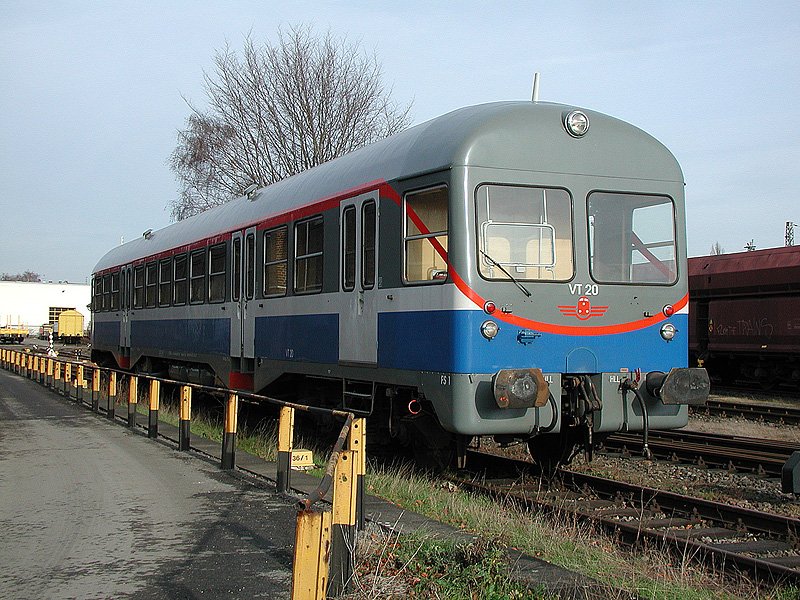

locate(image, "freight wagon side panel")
(707, 296), (800, 355)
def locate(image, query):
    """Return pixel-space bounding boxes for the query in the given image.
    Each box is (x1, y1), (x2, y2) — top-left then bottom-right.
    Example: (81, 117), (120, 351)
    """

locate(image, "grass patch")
(351, 526), (553, 599)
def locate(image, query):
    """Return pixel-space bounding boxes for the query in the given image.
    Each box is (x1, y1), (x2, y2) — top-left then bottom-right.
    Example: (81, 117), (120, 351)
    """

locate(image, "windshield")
(476, 184), (573, 281)
(588, 192), (677, 285)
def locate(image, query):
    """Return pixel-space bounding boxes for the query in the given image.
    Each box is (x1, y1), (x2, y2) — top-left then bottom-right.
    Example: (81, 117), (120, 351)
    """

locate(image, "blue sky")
(1, 1), (798, 282)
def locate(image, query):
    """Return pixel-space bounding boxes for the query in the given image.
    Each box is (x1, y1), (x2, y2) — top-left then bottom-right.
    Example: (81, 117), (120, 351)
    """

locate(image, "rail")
(0, 347), (363, 599)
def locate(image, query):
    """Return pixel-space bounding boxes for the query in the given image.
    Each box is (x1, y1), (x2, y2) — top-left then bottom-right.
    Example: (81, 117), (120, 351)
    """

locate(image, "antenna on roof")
(531, 72), (541, 102)
(243, 183), (259, 200)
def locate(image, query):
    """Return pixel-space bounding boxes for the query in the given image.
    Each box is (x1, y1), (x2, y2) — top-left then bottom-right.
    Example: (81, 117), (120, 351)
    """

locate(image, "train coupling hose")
(620, 378), (652, 460)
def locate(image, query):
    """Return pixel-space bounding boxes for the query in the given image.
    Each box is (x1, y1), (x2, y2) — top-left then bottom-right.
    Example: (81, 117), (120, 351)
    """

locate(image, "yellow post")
(91, 368), (101, 411)
(76, 364), (85, 403)
(291, 509), (332, 600)
(348, 418), (366, 530)
(54, 361), (61, 389)
(329, 450), (357, 597)
(128, 375), (138, 427)
(277, 406), (295, 493)
(64, 363), (72, 398)
(47, 358), (53, 387)
(148, 379), (160, 438)
(107, 371), (117, 419)
(179, 385), (192, 450)
(221, 392), (238, 469)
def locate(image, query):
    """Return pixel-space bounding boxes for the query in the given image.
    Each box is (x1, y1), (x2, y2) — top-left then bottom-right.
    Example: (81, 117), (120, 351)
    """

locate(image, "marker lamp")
(660, 323), (677, 341)
(481, 320), (499, 340)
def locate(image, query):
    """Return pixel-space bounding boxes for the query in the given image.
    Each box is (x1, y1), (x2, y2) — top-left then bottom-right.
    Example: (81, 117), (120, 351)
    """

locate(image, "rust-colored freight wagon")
(689, 246), (800, 387)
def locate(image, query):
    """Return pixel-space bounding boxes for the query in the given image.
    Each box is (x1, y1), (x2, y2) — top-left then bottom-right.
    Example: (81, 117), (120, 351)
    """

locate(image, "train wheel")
(403, 410), (458, 471)
(527, 431), (577, 478)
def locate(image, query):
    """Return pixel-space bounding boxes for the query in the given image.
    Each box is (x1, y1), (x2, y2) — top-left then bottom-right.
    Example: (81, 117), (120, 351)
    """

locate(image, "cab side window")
(404, 187), (448, 283)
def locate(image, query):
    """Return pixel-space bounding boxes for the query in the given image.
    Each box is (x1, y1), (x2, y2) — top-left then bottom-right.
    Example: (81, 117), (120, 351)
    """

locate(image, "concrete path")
(0, 369), (295, 600)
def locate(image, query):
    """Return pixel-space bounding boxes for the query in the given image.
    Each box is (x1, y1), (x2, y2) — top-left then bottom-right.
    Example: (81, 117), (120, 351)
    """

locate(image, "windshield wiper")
(480, 250), (532, 297)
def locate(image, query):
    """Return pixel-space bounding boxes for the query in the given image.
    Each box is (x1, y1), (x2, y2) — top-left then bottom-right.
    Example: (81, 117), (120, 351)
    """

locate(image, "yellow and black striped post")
(148, 379), (160, 439)
(349, 418), (366, 530)
(291, 509), (332, 600)
(128, 375), (138, 428)
(91, 368), (101, 412)
(179, 385), (191, 451)
(107, 371), (117, 420)
(221, 392), (238, 470)
(329, 450), (358, 597)
(277, 406), (295, 493)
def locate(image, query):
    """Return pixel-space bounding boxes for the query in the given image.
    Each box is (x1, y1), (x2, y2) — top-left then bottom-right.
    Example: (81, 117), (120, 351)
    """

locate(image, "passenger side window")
(173, 255), (188, 306)
(159, 259), (172, 307)
(295, 216), (324, 294)
(209, 243), (226, 303)
(264, 226), (288, 297)
(190, 249), (206, 304)
(133, 266), (145, 309)
(102, 274), (112, 311)
(110, 272), (120, 311)
(93, 276), (103, 312)
(404, 187), (448, 283)
(145, 262), (157, 308)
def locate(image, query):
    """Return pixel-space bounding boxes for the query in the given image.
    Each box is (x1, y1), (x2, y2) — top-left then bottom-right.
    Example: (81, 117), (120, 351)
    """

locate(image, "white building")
(0, 281), (91, 333)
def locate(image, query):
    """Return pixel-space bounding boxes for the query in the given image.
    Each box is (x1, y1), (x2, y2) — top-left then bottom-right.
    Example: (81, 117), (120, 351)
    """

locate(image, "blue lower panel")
(131, 318), (230, 355)
(255, 314), (338, 363)
(378, 310), (688, 374)
(93, 321), (119, 348)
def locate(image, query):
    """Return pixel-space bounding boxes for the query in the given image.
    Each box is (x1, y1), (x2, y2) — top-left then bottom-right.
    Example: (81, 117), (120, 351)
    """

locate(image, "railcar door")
(230, 228), (257, 363)
(339, 192), (379, 364)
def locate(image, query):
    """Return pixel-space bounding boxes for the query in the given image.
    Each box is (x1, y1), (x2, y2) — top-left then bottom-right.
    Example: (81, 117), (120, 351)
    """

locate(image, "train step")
(343, 379), (375, 416)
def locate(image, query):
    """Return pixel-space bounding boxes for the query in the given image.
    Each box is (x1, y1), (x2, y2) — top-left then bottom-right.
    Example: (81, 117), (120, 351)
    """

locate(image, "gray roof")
(94, 101), (681, 273)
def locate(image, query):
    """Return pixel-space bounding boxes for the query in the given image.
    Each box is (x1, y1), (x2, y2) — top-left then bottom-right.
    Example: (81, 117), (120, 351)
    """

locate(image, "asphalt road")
(0, 369), (296, 599)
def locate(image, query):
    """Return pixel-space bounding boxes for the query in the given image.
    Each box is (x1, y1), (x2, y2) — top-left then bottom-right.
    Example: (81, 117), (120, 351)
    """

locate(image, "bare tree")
(1, 271), (41, 282)
(169, 26), (412, 220)
(709, 241), (725, 255)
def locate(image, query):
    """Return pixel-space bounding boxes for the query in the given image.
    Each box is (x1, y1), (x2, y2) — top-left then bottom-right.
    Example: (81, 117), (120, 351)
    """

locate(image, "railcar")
(92, 101), (708, 468)
(689, 246), (800, 388)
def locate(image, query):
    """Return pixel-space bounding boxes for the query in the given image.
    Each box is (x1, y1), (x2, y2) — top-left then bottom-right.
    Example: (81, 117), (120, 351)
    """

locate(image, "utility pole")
(786, 221), (797, 246)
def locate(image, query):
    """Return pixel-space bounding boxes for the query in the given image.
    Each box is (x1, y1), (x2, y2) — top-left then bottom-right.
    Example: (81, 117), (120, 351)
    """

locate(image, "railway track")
(599, 430), (797, 477)
(454, 451), (800, 585)
(693, 399), (800, 426)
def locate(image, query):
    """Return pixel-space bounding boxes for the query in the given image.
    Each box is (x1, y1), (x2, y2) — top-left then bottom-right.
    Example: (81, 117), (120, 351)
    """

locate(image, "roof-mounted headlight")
(563, 110), (590, 138)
